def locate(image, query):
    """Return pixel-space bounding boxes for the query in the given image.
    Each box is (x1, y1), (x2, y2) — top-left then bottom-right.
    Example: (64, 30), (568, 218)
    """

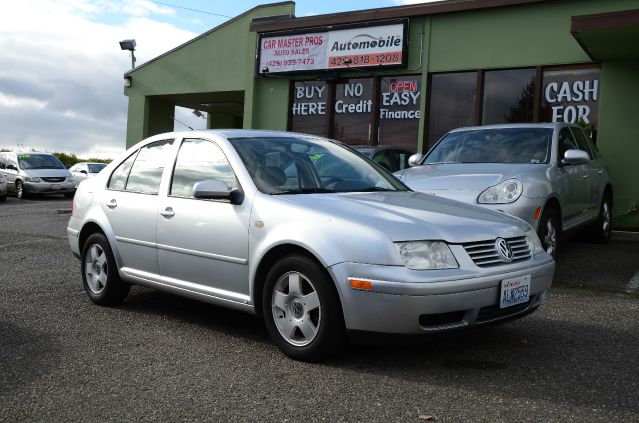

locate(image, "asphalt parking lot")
(1, 196), (638, 422)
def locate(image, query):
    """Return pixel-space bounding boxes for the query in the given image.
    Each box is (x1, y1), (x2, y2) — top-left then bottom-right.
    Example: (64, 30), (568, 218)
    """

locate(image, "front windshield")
(228, 136), (408, 194)
(425, 128), (553, 165)
(88, 163), (107, 173)
(17, 154), (66, 170)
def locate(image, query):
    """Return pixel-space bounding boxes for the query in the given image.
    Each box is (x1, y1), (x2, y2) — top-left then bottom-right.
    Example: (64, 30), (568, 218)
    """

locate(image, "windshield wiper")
(272, 188), (336, 195)
(348, 187), (397, 192)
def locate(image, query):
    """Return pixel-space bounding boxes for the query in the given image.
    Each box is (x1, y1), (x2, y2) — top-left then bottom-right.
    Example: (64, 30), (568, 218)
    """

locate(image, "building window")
(482, 68), (536, 125)
(541, 67), (601, 132)
(290, 81), (328, 136)
(378, 75), (421, 151)
(332, 78), (374, 144)
(427, 65), (600, 151)
(427, 72), (477, 148)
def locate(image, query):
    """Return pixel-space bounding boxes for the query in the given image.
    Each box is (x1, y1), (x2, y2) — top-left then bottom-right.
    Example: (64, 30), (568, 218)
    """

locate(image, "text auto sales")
(292, 81), (420, 119)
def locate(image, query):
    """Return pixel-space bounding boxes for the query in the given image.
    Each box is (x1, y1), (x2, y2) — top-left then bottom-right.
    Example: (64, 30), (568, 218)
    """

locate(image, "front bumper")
(327, 255), (554, 334)
(24, 181), (75, 195)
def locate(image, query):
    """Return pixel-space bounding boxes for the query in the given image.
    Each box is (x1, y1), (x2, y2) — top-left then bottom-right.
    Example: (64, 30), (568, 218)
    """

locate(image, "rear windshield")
(425, 128), (553, 165)
(18, 154), (66, 170)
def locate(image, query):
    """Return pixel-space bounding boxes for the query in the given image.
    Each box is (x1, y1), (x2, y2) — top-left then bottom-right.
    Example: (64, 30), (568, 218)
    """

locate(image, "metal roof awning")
(571, 9), (639, 61)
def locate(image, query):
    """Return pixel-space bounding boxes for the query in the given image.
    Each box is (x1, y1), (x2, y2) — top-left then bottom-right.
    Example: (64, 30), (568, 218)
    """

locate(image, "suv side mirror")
(79, 170), (88, 175)
(561, 149), (589, 166)
(193, 179), (244, 205)
(408, 153), (423, 167)
(6, 164), (17, 171)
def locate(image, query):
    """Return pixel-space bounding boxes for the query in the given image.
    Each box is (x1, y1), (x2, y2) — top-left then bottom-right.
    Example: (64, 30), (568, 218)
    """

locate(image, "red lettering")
(389, 81), (417, 92)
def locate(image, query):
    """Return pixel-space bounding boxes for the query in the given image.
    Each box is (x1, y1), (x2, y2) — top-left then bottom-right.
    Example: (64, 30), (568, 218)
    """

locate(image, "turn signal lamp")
(349, 278), (372, 290)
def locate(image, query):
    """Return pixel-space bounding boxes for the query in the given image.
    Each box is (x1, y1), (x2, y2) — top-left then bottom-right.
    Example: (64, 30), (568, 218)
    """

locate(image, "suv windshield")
(425, 128), (553, 165)
(228, 136), (408, 194)
(17, 154), (66, 170)
(88, 163), (107, 173)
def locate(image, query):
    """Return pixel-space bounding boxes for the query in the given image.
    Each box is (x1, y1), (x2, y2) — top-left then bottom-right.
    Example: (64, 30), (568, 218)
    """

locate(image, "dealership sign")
(258, 21), (407, 74)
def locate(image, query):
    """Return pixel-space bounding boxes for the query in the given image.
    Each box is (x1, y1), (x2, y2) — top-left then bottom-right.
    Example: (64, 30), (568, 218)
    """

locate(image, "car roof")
(449, 122), (576, 132)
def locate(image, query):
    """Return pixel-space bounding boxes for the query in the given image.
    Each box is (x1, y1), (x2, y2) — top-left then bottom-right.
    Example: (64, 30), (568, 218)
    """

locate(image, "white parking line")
(627, 271), (639, 293)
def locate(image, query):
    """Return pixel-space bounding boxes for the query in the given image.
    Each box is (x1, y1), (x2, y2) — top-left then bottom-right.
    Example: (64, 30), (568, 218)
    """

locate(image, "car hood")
(22, 168), (71, 178)
(277, 190), (529, 243)
(399, 163), (541, 191)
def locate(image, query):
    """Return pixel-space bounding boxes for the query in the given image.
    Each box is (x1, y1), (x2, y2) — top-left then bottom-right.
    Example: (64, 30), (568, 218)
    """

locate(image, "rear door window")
(108, 152), (138, 191)
(125, 139), (174, 194)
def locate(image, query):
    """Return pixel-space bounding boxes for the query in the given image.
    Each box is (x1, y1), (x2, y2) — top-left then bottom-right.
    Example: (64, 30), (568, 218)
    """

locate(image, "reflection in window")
(125, 139), (174, 194)
(378, 76), (420, 152)
(333, 78), (373, 145)
(170, 139), (237, 198)
(427, 72), (477, 149)
(290, 81), (328, 137)
(108, 152), (138, 190)
(483, 68), (535, 125)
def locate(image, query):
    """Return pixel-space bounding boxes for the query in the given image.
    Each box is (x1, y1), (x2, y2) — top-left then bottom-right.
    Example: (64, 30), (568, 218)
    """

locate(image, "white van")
(0, 152), (75, 199)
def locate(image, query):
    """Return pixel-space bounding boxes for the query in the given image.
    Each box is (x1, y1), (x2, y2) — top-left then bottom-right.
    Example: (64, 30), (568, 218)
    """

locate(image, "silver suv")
(0, 152), (75, 199)
(395, 123), (613, 256)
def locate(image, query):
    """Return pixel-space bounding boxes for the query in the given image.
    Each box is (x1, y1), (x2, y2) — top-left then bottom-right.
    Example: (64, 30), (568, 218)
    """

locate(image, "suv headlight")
(478, 179), (523, 204)
(395, 241), (458, 270)
(525, 228), (544, 256)
(24, 176), (42, 183)
(66, 176), (75, 183)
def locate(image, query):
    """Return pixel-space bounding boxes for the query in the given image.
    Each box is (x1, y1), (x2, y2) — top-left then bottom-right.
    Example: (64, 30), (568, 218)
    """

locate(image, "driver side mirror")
(193, 179), (244, 205)
(561, 149), (589, 166)
(7, 164), (17, 171)
(79, 170), (88, 175)
(408, 153), (423, 167)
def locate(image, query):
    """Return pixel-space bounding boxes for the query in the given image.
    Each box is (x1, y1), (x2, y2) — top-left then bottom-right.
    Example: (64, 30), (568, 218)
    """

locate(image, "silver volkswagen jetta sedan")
(67, 130), (555, 361)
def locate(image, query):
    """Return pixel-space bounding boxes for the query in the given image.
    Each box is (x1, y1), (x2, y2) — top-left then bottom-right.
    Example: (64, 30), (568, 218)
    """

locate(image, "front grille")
(462, 236), (532, 267)
(41, 177), (66, 183)
(476, 295), (536, 322)
(419, 310), (465, 328)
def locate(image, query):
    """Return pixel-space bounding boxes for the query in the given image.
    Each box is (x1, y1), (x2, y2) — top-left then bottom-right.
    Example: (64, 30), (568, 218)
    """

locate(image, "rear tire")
(589, 194), (612, 243)
(81, 233), (129, 305)
(262, 254), (345, 361)
(538, 207), (559, 258)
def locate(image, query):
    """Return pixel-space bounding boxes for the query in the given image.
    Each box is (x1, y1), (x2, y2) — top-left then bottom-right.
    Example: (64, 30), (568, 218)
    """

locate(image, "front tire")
(15, 180), (25, 199)
(81, 233), (129, 305)
(262, 254), (345, 361)
(538, 207), (559, 258)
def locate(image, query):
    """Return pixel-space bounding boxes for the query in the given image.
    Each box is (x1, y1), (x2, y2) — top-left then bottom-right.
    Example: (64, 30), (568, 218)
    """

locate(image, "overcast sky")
(0, 0), (437, 159)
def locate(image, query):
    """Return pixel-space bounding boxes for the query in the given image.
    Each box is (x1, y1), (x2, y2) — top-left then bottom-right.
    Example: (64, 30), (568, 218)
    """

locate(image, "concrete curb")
(611, 231), (639, 242)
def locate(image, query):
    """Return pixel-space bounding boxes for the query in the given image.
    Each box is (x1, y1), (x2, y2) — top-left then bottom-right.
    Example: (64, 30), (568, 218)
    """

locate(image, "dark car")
(353, 146), (413, 173)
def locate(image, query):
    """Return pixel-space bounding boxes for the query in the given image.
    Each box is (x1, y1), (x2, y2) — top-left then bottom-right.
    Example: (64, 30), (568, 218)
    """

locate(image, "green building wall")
(124, 0), (639, 228)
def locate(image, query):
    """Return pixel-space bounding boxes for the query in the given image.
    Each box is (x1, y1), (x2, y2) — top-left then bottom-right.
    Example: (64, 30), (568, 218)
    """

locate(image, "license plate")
(51, 184), (61, 189)
(499, 275), (531, 309)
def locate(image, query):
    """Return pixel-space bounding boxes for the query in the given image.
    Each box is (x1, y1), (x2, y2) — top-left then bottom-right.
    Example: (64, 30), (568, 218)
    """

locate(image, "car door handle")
(106, 199), (117, 209)
(160, 207), (175, 218)
(598, 170), (604, 174)
(582, 174), (589, 179)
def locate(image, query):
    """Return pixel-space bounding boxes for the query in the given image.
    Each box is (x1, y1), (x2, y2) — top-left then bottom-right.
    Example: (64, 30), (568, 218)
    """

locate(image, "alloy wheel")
(544, 218), (557, 256)
(271, 271), (322, 347)
(84, 243), (108, 294)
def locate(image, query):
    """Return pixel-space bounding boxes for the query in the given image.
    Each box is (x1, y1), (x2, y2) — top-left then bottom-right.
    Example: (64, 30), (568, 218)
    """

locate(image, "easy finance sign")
(258, 21), (406, 74)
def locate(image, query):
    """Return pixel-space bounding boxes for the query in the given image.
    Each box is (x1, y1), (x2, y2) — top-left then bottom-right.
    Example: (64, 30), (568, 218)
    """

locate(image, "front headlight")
(66, 176), (75, 183)
(24, 176), (42, 183)
(477, 179), (523, 204)
(395, 241), (458, 270)
(525, 228), (544, 256)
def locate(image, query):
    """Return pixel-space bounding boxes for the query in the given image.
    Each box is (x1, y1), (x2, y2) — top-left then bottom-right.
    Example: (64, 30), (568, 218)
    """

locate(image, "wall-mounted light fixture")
(119, 39), (136, 70)
(124, 75), (132, 87)
(261, 67), (270, 74)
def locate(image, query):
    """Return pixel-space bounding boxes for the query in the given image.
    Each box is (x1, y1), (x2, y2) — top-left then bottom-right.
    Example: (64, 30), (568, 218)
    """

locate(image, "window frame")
(167, 137), (242, 203)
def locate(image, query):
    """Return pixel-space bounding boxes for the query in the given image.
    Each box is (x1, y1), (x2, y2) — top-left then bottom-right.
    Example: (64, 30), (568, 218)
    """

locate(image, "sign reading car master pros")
(259, 22), (405, 74)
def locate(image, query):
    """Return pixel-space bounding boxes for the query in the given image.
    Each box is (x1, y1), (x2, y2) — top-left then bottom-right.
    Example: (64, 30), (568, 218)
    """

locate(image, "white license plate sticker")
(499, 275), (531, 309)
(51, 183), (61, 189)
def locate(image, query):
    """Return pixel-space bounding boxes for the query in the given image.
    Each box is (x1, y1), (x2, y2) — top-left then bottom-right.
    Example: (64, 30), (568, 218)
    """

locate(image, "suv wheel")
(262, 254), (344, 361)
(590, 195), (612, 243)
(538, 207), (559, 258)
(81, 233), (130, 305)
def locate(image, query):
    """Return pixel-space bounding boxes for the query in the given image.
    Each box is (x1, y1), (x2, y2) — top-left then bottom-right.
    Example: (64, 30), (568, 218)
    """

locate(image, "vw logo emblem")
(495, 238), (513, 263)
(290, 298), (304, 319)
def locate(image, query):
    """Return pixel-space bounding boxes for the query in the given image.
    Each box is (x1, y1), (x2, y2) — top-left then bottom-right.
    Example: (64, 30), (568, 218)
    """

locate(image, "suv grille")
(42, 177), (65, 183)
(462, 236), (531, 267)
